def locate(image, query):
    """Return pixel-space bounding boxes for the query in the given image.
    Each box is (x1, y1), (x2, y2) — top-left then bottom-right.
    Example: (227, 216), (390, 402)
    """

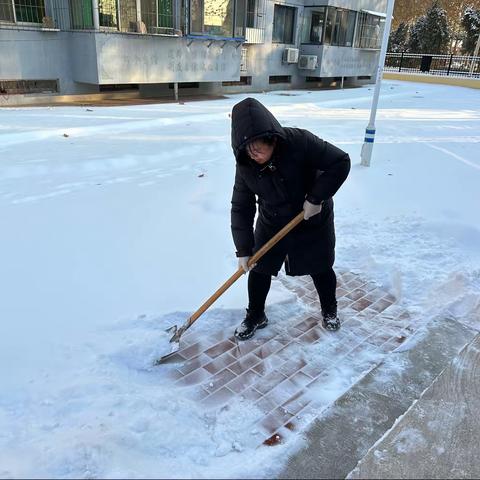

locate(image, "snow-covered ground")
(0, 81), (479, 478)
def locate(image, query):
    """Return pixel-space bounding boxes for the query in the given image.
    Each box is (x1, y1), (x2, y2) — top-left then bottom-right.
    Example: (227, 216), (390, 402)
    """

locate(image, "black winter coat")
(230, 98), (350, 276)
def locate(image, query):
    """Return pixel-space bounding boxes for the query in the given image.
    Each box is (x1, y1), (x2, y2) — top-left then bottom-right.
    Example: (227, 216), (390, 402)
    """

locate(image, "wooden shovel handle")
(182, 211), (304, 332)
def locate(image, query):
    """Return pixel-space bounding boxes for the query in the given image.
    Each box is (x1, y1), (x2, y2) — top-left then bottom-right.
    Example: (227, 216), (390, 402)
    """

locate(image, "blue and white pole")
(360, 0), (396, 167)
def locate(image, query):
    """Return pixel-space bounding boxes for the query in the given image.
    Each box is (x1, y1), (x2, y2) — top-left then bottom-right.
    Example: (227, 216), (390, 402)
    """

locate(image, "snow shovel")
(154, 210), (305, 365)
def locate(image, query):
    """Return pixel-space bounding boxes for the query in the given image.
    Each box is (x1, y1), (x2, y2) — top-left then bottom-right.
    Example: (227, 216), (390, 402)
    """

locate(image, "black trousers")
(248, 268), (337, 314)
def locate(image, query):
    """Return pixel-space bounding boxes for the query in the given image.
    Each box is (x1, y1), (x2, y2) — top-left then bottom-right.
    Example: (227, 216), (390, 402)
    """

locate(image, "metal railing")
(1, 0), (48, 25)
(385, 52), (480, 78)
(0, 0), (249, 38)
(0, 0), (177, 32)
(244, 0), (264, 44)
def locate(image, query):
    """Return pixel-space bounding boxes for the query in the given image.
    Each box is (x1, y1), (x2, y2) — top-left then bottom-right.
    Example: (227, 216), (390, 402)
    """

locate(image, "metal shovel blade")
(153, 324), (182, 365)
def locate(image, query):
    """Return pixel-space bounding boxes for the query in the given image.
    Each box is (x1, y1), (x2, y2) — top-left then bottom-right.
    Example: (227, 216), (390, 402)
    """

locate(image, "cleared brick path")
(166, 271), (414, 446)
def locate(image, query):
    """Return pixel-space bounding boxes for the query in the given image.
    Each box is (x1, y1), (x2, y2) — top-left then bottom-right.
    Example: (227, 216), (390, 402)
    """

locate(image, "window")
(246, 0), (254, 27)
(71, 0), (94, 29)
(269, 75), (291, 84)
(100, 84), (139, 91)
(331, 8), (341, 44)
(323, 6), (335, 44)
(234, 0), (245, 37)
(157, 0), (172, 27)
(92, 0), (136, 32)
(323, 7), (356, 46)
(222, 76), (252, 86)
(168, 82), (200, 88)
(14, 0), (45, 23)
(141, 0), (175, 33)
(310, 11), (324, 42)
(98, 0), (117, 27)
(331, 9), (356, 46)
(119, 0), (137, 30)
(245, 0), (265, 31)
(0, 0), (15, 22)
(272, 4), (295, 44)
(190, 0), (202, 32)
(179, 0), (186, 32)
(190, 0), (246, 37)
(345, 10), (356, 46)
(355, 12), (384, 49)
(301, 7), (324, 43)
(0, 79), (58, 94)
(203, 0), (233, 36)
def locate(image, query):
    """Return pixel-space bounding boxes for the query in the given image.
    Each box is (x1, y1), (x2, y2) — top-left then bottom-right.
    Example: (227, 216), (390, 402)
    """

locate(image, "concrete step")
(348, 332), (480, 479)
(277, 315), (478, 479)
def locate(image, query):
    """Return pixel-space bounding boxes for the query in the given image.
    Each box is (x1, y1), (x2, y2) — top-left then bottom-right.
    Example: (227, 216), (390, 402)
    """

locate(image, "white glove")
(303, 199), (322, 220)
(238, 256), (256, 273)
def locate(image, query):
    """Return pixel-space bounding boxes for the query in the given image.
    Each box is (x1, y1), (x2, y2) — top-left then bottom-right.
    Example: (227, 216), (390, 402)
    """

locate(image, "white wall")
(94, 33), (242, 84)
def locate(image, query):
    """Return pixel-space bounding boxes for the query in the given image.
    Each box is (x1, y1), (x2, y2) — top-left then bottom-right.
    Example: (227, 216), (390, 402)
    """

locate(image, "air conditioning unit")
(298, 55), (318, 70)
(283, 48), (299, 64)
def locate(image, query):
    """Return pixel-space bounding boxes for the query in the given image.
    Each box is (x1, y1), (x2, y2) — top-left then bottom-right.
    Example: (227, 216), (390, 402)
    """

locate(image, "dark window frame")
(309, 10), (324, 43)
(301, 6), (325, 45)
(13, 0), (45, 24)
(0, 79), (59, 94)
(355, 11), (384, 49)
(246, 0), (254, 27)
(272, 4), (296, 44)
(98, 0), (119, 28)
(70, 0), (94, 30)
(323, 6), (356, 47)
(0, 0), (15, 23)
(323, 5), (335, 44)
(140, 0), (176, 33)
(269, 74), (291, 84)
(189, 0), (246, 38)
(168, 82), (200, 88)
(222, 76), (252, 86)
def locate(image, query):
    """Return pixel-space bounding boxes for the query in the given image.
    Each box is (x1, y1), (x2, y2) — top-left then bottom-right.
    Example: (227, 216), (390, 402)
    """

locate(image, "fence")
(0, 0), (255, 37)
(385, 53), (480, 78)
(0, 0), (182, 33)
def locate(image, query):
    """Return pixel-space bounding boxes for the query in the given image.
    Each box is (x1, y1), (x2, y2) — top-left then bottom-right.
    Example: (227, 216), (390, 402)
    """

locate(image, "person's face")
(246, 138), (276, 165)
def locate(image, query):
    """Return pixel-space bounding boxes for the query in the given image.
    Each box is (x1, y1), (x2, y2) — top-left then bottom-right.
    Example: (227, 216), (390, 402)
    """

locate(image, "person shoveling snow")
(230, 98), (351, 339)
(157, 98), (351, 363)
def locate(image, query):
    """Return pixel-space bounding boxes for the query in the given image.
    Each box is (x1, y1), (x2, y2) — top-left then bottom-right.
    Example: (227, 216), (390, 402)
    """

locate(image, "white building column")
(92, 0), (100, 30)
(136, 0), (142, 27)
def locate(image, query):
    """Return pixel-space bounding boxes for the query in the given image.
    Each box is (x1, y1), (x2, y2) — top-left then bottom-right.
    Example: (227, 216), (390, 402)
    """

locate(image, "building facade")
(0, 0), (387, 101)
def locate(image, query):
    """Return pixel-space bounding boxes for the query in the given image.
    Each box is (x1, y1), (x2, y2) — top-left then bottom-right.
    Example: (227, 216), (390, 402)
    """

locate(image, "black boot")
(322, 308), (340, 331)
(234, 309), (268, 340)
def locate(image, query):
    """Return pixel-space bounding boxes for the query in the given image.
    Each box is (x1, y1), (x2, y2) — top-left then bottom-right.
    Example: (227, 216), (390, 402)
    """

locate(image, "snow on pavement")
(0, 81), (479, 478)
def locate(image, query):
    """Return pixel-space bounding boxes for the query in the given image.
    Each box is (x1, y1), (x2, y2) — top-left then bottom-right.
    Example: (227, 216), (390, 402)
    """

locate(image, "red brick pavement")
(165, 271), (414, 446)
